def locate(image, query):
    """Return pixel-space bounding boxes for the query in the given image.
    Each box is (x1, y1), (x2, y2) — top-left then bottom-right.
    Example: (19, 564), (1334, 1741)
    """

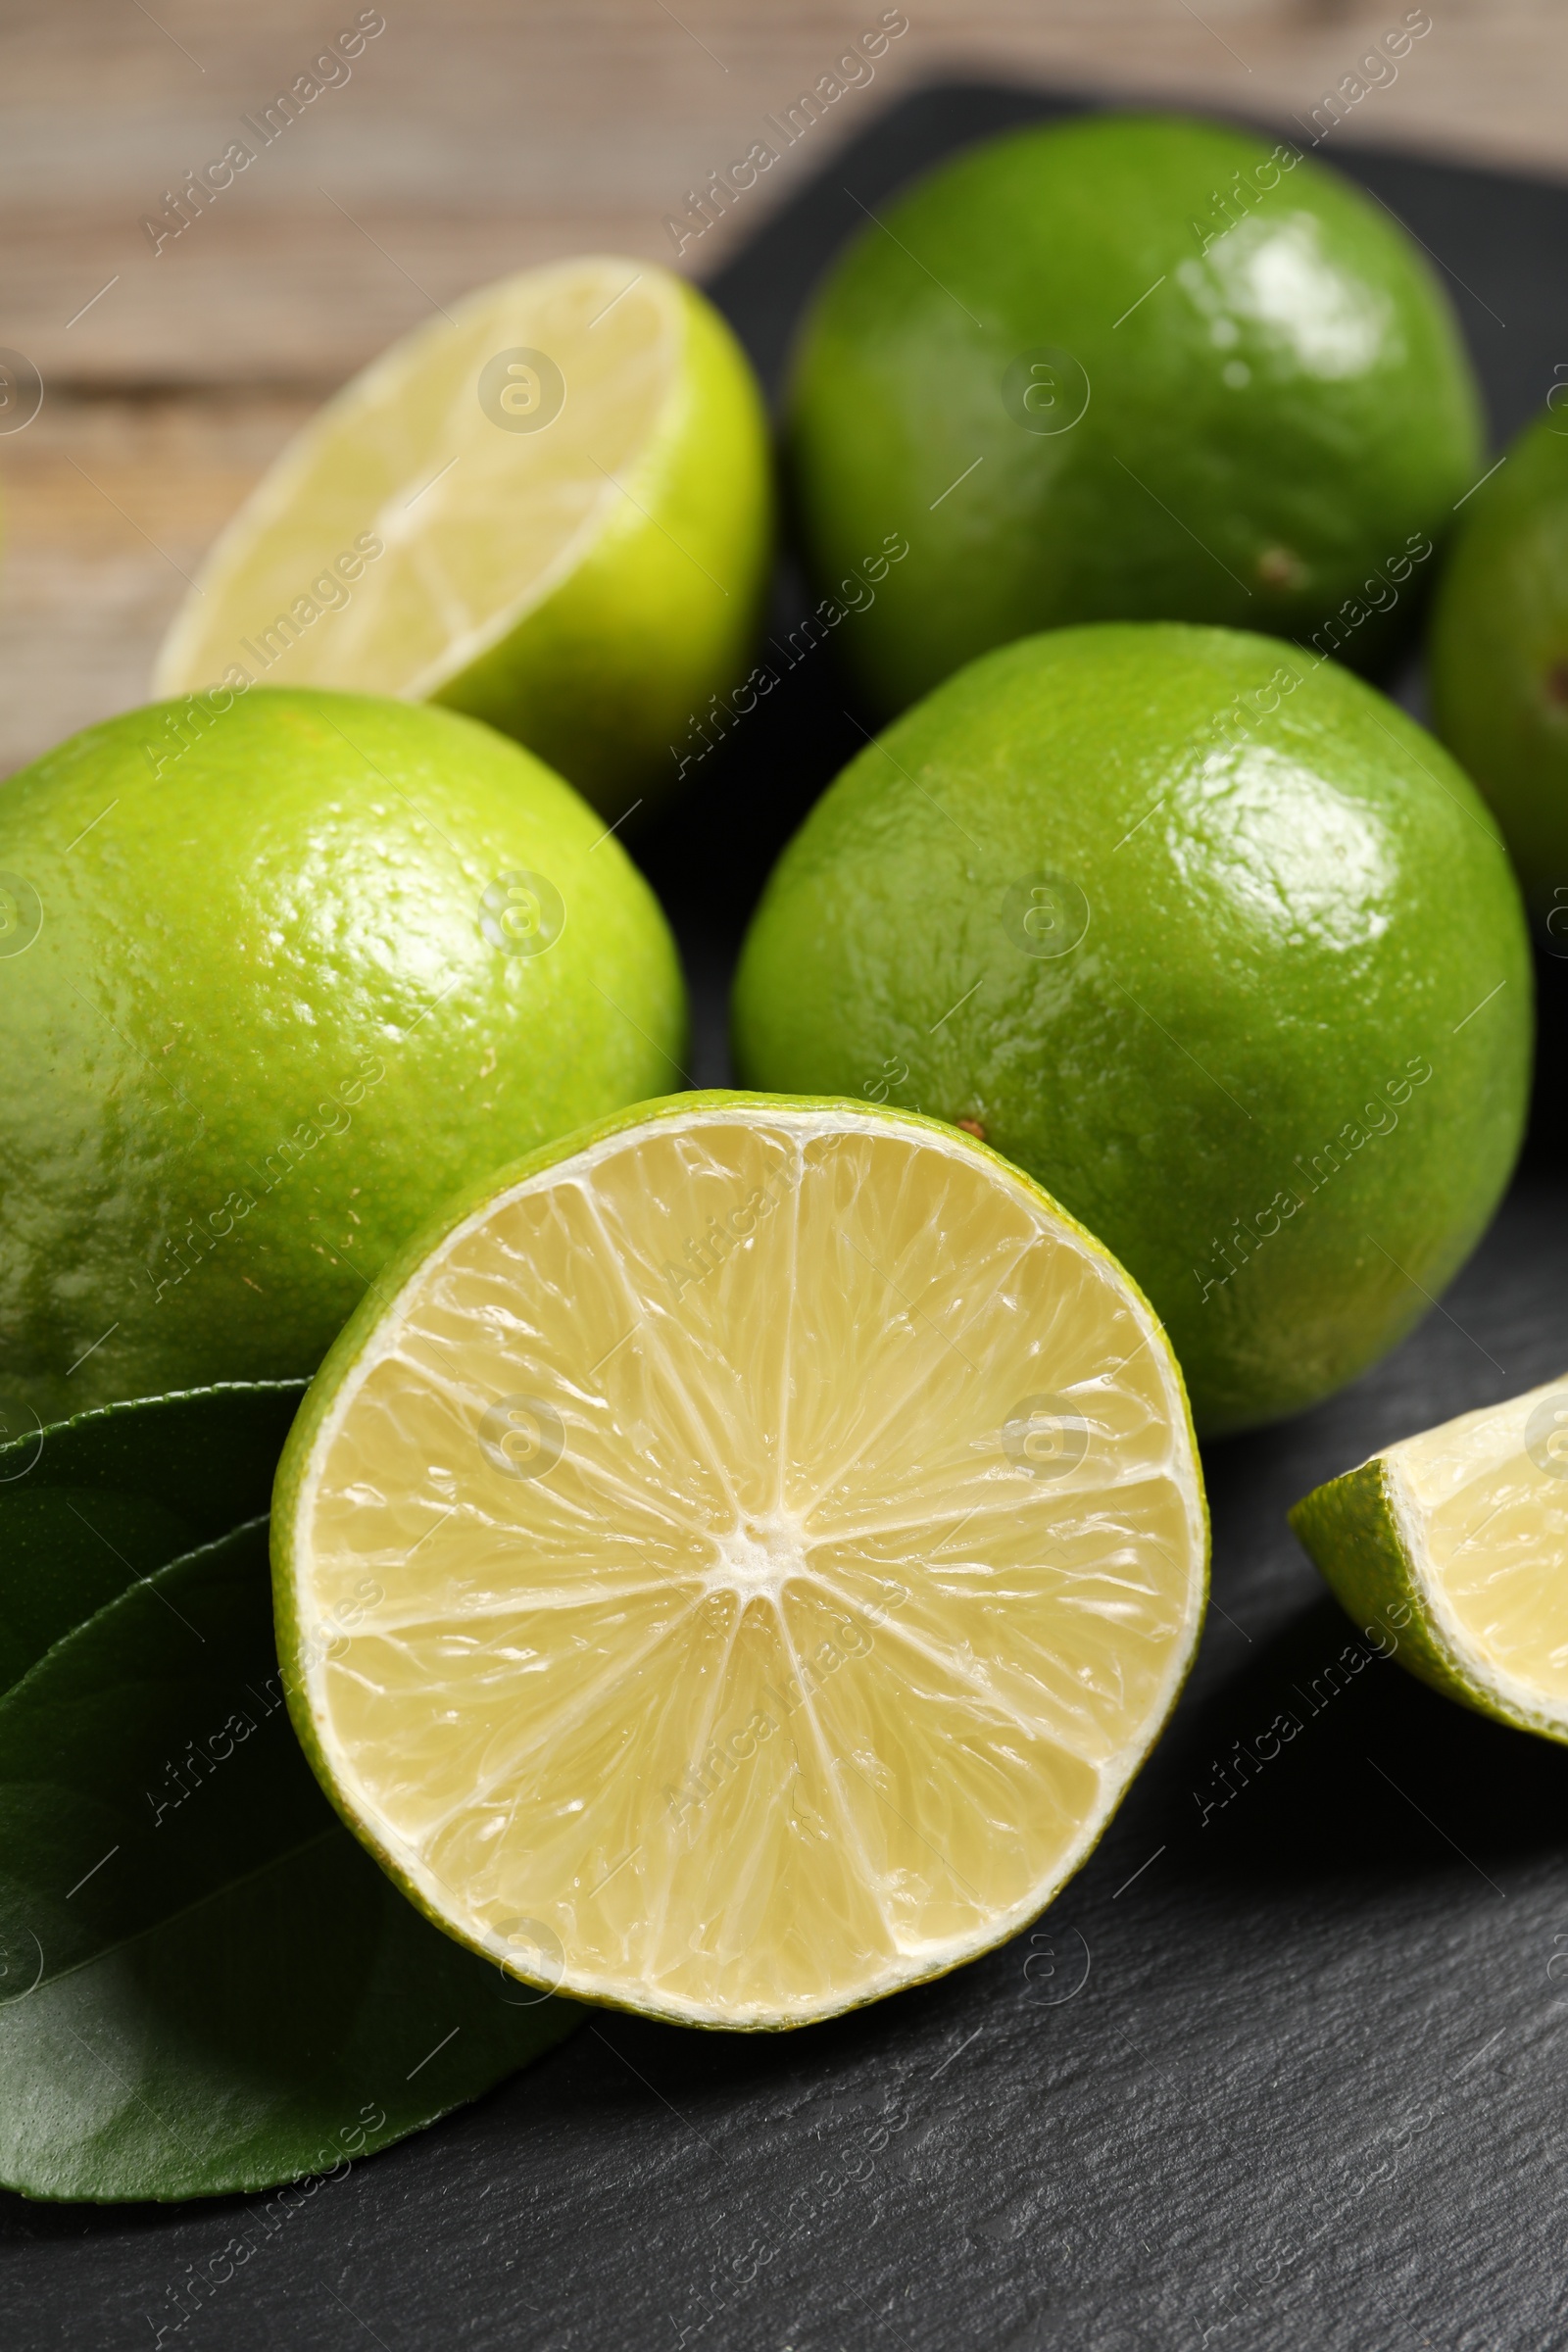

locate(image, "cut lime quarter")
(1291, 1375), (1568, 1743)
(152, 259), (772, 818)
(272, 1095), (1207, 2030)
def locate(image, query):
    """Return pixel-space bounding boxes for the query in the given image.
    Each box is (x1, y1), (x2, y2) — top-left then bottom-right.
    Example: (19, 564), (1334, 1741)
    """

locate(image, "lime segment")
(1292, 1376), (1568, 1742)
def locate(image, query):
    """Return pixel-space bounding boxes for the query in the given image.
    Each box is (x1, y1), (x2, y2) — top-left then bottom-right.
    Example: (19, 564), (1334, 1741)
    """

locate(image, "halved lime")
(152, 260), (771, 818)
(1291, 1377), (1568, 1742)
(272, 1094), (1207, 2029)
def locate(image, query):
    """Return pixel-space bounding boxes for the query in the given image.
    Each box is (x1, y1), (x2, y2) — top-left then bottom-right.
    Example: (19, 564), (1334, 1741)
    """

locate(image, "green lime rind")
(1289, 1459), (1568, 1746)
(788, 111), (1483, 715)
(272, 1089), (1211, 2031)
(0, 688), (686, 1424)
(1428, 408), (1568, 934)
(732, 622), (1532, 1437)
(436, 278), (774, 819)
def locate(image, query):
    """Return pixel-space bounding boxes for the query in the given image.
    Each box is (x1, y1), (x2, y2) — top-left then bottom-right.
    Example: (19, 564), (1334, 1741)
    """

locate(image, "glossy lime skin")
(788, 113), (1483, 716)
(731, 624), (1531, 1434)
(437, 280), (774, 822)
(1429, 410), (1568, 935)
(0, 690), (685, 1420)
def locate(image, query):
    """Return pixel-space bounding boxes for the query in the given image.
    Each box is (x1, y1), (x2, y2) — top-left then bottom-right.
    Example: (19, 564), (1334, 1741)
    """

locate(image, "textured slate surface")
(8, 81), (1568, 2352)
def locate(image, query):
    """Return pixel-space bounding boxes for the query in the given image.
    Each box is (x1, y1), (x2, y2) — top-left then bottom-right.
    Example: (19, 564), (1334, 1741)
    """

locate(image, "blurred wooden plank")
(3, 1), (1566, 390)
(2, 0), (1565, 775)
(0, 394), (316, 775)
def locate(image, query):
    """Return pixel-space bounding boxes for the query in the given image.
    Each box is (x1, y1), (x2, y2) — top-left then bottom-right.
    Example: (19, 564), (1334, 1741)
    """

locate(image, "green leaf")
(0, 1515), (578, 2201)
(0, 1384), (308, 1695)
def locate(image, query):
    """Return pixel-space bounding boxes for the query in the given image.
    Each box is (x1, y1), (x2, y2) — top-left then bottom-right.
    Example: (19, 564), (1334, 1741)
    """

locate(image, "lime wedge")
(1292, 1376), (1568, 1742)
(152, 260), (771, 817)
(273, 1094), (1207, 2029)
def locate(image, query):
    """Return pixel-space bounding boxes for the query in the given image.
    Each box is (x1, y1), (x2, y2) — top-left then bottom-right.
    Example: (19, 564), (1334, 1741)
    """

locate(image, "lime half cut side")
(152, 259), (771, 816)
(273, 1095), (1207, 2029)
(1292, 1375), (1568, 1743)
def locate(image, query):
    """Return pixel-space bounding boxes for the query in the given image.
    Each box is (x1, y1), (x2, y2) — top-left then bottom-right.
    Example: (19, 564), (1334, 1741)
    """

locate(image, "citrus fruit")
(0, 689), (684, 1423)
(1291, 1375), (1568, 1744)
(788, 112), (1483, 716)
(1429, 409), (1568, 937)
(731, 623), (1532, 1436)
(152, 260), (772, 820)
(272, 1093), (1208, 2029)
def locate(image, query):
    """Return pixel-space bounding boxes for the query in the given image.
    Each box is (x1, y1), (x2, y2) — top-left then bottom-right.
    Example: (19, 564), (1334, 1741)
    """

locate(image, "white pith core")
(703, 1512), (809, 1603)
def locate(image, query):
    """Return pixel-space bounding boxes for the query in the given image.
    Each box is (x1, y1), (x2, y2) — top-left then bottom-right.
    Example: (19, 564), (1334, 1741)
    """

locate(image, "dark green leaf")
(0, 1383), (307, 1694)
(0, 1518), (578, 2201)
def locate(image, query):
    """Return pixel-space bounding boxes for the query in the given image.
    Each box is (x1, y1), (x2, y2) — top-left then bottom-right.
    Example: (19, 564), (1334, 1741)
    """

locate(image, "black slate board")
(9, 81), (1568, 2352)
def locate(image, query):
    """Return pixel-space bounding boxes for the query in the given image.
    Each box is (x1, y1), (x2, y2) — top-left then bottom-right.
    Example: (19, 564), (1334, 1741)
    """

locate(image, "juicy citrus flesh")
(153, 259), (680, 702)
(278, 1101), (1206, 2029)
(1380, 1382), (1568, 1717)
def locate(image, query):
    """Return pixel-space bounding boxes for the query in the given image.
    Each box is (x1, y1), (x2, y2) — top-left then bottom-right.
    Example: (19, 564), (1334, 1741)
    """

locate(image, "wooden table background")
(2, 0), (1563, 782)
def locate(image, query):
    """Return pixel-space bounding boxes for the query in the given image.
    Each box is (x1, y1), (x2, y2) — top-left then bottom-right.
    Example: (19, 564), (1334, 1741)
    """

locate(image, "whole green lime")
(1429, 409), (1568, 936)
(731, 624), (1531, 1433)
(788, 113), (1483, 716)
(0, 690), (685, 1421)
